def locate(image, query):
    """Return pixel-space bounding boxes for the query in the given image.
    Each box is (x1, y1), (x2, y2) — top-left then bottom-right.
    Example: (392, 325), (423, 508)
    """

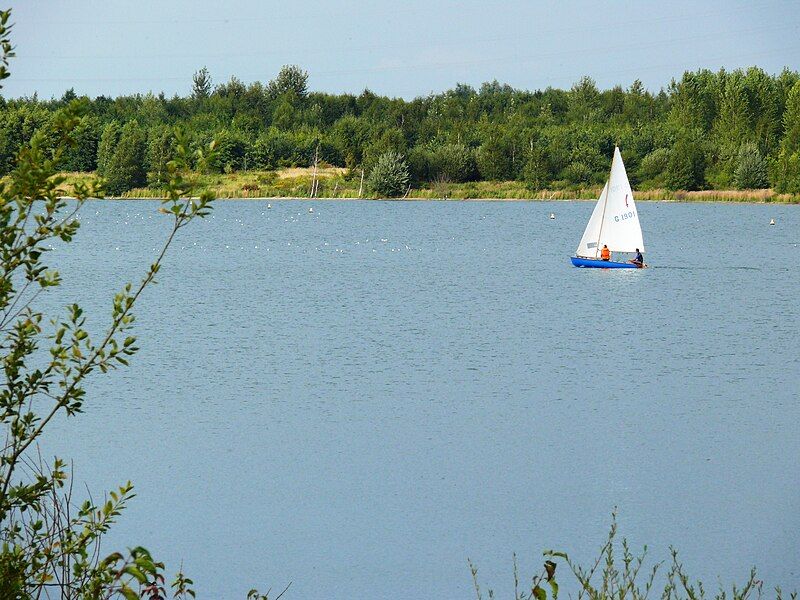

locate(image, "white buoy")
(309, 207), (314, 213)
(549, 213), (555, 220)
(769, 218), (775, 225)
(267, 203), (272, 209)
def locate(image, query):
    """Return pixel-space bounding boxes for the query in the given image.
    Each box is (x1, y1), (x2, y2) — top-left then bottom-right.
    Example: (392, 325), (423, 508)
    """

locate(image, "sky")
(3, 0), (800, 100)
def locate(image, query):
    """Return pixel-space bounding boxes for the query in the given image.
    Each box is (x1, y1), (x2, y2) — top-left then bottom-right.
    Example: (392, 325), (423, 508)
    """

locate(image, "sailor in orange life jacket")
(600, 245), (611, 261)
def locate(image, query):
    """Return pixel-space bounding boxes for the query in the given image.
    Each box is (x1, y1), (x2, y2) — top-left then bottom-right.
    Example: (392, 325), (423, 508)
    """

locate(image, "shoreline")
(90, 195), (799, 205)
(46, 171), (800, 204)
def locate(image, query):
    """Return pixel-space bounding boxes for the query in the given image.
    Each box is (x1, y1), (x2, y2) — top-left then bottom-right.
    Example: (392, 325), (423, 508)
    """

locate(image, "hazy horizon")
(4, 0), (800, 100)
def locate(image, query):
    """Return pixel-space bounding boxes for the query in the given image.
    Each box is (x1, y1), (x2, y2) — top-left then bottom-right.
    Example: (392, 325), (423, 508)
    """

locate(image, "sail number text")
(614, 211), (636, 222)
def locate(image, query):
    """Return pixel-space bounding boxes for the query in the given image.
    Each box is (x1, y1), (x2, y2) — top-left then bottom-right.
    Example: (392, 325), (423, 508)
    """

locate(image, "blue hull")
(571, 257), (641, 269)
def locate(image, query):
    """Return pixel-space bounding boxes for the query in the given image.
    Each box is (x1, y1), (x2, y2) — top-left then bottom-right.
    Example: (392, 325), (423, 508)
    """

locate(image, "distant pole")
(358, 168), (364, 198)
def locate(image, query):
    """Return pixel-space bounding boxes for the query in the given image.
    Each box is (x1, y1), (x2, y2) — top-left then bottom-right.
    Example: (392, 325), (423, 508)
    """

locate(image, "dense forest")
(2, 64), (800, 196)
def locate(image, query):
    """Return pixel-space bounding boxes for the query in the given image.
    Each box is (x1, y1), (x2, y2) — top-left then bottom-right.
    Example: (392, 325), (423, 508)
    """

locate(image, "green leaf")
(120, 586), (139, 600)
(533, 585), (546, 600)
(122, 565), (147, 583)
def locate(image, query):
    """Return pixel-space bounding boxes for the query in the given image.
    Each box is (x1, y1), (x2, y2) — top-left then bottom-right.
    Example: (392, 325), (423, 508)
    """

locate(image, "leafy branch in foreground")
(0, 9), (279, 597)
(0, 103), (213, 597)
(469, 513), (796, 600)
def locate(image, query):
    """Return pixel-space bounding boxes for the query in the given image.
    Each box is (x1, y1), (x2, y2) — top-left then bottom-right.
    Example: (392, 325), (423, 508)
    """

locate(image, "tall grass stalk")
(469, 514), (796, 600)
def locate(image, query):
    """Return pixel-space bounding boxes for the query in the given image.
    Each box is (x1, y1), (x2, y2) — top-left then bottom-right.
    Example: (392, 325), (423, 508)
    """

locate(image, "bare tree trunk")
(310, 144), (319, 198)
(358, 168), (364, 198)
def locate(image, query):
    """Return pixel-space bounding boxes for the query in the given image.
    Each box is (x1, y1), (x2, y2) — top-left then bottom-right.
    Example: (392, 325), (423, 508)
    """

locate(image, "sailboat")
(571, 146), (645, 269)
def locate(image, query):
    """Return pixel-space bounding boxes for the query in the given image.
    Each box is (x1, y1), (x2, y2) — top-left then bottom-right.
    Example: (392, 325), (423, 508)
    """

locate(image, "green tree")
(710, 72), (752, 186)
(714, 73), (751, 147)
(105, 120), (147, 195)
(271, 96), (297, 130)
(267, 64), (309, 100)
(733, 142), (768, 189)
(362, 127), (407, 172)
(771, 149), (800, 193)
(407, 145), (433, 182)
(743, 67), (780, 152)
(59, 114), (101, 172)
(771, 80), (800, 192)
(522, 145), (550, 190)
(568, 76), (601, 121)
(210, 128), (250, 172)
(192, 66), (212, 99)
(477, 135), (515, 180)
(567, 133), (607, 181)
(562, 161), (593, 185)
(250, 128), (290, 169)
(638, 147), (671, 187)
(779, 80), (800, 153)
(1, 35), (800, 198)
(330, 114), (368, 165)
(96, 120), (121, 176)
(622, 79), (653, 124)
(146, 125), (177, 186)
(429, 143), (477, 182)
(0, 106), (40, 175)
(668, 69), (720, 132)
(665, 135), (707, 190)
(368, 151), (410, 197)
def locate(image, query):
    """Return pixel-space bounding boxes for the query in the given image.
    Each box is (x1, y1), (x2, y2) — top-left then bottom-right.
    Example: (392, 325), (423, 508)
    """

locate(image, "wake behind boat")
(571, 147), (646, 269)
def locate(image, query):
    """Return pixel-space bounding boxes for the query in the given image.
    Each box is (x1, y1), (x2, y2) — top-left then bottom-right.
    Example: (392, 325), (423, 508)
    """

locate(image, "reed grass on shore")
(40, 169), (800, 203)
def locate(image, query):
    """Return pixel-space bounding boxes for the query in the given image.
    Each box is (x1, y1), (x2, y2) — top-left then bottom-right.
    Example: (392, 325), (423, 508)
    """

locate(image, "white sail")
(575, 147), (644, 257)
(575, 182), (607, 258)
(600, 147), (644, 252)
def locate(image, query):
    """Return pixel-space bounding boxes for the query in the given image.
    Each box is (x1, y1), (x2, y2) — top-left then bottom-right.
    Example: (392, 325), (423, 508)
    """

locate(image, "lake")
(44, 199), (799, 599)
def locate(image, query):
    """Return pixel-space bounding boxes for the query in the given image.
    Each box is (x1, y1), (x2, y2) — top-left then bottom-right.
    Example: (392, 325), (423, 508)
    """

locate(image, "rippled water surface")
(44, 200), (799, 599)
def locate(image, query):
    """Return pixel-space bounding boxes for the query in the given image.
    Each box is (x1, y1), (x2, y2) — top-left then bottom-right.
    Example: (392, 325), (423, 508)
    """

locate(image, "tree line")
(2, 64), (800, 195)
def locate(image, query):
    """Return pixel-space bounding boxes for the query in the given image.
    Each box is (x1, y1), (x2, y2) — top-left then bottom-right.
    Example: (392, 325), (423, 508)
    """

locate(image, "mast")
(594, 147), (616, 257)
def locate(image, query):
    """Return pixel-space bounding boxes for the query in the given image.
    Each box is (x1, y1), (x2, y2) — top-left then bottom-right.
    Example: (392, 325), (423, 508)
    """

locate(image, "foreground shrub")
(0, 11), (281, 598)
(469, 513), (793, 600)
